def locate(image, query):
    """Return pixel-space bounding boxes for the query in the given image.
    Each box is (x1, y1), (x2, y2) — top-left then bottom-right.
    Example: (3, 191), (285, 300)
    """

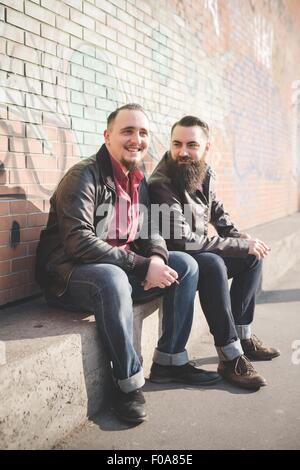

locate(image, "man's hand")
(239, 232), (270, 259)
(142, 255), (178, 291)
(248, 238), (270, 259)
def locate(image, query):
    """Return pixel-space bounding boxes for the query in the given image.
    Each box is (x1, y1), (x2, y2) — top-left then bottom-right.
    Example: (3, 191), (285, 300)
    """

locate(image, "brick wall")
(1, 0), (300, 306)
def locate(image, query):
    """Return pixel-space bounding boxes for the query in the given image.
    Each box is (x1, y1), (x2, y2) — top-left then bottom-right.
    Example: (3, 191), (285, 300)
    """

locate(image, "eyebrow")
(120, 126), (149, 133)
(172, 140), (199, 144)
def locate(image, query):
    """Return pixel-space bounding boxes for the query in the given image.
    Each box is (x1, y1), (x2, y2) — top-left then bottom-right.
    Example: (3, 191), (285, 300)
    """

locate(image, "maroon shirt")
(106, 154), (144, 249)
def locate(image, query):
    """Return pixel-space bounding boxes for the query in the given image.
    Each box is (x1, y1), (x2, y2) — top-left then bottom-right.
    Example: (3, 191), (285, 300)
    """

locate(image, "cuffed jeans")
(192, 252), (262, 361)
(46, 252), (198, 393)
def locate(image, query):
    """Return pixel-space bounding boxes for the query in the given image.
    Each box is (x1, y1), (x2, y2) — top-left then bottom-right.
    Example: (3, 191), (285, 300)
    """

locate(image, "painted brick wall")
(0, 0), (300, 306)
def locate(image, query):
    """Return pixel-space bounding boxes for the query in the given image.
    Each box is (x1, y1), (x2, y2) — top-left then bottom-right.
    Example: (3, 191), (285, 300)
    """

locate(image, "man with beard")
(148, 115), (280, 391)
(35, 105), (220, 426)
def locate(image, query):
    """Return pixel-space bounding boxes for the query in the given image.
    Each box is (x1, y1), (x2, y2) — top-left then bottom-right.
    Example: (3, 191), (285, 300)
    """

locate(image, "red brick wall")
(1, 0), (300, 306)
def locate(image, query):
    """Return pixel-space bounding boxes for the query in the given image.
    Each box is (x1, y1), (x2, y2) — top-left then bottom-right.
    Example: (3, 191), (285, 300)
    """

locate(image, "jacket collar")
(96, 143), (145, 192)
(96, 144), (116, 191)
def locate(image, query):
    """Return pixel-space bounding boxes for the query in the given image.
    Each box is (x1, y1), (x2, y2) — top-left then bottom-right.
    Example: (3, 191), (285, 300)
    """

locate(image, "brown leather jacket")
(148, 152), (249, 257)
(36, 144), (168, 297)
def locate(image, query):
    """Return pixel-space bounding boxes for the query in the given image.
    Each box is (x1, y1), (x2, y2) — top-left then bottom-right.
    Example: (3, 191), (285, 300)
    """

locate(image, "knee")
(195, 253), (227, 276)
(168, 251), (199, 279)
(247, 255), (263, 272)
(92, 265), (131, 297)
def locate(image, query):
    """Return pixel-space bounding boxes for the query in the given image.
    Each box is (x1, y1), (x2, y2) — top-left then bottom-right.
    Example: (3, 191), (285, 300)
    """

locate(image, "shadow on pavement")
(88, 372), (261, 433)
(257, 289), (300, 304)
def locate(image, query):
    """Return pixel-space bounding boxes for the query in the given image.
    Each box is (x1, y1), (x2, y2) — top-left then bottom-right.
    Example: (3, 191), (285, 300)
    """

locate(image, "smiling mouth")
(125, 147), (143, 154)
(178, 157), (191, 163)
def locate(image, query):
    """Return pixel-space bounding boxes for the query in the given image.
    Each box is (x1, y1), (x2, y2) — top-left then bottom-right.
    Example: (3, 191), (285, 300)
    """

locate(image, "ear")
(104, 129), (109, 144)
(205, 142), (210, 153)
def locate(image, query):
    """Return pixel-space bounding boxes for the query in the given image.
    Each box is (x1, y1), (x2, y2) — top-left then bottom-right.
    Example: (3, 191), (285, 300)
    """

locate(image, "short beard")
(168, 155), (207, 194)
(121, 158), (140, 172)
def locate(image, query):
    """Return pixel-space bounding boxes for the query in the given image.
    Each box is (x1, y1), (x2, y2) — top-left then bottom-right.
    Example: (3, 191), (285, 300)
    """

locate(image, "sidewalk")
(55, 262), (300, 450)
(1, 213), (300, 449)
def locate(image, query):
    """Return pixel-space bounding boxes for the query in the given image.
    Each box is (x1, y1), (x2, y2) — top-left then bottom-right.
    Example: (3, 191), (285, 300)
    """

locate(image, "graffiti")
(204, 0), (220, 36)
(67, 43), (120, 159)
(0, 4), (298, 219)
(292, 80), (300, 106)
(0, 35), (77, 200)
(228, 56), (284, 183)
(291, 80), (300, 192)
(67, 41), (175, 175)
(253, 15), (274, 69)
(0, 0), (300, 306)
(0, 8), (287, 197)
(225, 54), (290, 223)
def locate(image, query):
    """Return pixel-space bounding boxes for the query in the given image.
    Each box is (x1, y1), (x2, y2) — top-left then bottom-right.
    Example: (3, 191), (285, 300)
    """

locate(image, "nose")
(129, 131), (142, 145)
(179, 146), (188, 157)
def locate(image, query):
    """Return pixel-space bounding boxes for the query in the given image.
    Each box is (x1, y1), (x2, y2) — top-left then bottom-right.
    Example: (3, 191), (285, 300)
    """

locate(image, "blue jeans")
(193, 252), (262, 361)
(47, 252), (198, 392)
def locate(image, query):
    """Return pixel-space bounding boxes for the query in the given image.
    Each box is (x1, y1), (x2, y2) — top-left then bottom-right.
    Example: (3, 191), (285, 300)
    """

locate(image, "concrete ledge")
(0, 212), (299, 449)
(0, 295), (207, 450)
(0, 302), (109, 449)
(247, 213), (300, 290)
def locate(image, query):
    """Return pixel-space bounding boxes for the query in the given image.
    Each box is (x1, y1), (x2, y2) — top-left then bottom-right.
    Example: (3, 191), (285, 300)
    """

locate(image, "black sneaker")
(149, 362), (221, 386)
(113, 388), (147, 424)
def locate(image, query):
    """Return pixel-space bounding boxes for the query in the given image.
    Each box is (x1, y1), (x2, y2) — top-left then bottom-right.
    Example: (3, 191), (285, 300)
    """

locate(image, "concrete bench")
(1, 212), (300, 449)
(0, 292), (207, 449)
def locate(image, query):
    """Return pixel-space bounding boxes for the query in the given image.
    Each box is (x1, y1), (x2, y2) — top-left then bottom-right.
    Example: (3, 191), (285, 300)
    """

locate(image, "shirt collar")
(108, 153), (144, 187)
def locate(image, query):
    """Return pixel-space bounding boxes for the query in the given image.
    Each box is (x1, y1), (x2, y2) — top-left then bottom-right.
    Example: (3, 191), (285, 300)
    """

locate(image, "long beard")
(168, 155), (207, 194)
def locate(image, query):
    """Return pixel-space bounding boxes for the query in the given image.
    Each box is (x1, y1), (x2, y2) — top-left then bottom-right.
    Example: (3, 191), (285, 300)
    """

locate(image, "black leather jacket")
(148, 152), (249, 257)
(36, 144), (168, 297)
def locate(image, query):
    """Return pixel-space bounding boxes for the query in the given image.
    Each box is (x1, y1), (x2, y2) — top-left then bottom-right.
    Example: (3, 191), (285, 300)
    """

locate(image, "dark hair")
(107, 103), (147, 128)
(171, 115), (209, 136)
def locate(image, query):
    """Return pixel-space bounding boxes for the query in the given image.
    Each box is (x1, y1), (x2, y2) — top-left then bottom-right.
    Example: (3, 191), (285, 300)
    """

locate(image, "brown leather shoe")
(241, 334), (280, 361)
(218, 355), (267, 390)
